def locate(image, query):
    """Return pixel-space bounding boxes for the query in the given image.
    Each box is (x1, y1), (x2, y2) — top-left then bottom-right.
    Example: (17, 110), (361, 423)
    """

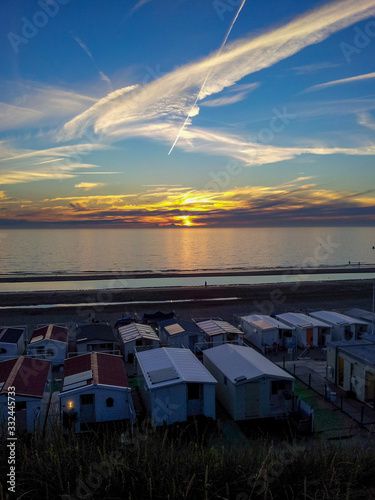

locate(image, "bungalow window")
(36, 347), (45, 355)
(80, 394), (94, 405)
(0, 348), (6, 354)
(106, 397), (114, 407)
(135, 339), (143, 346)
(223, 376), (227, 385)
(15, 402), (26, 411)
(271, 381), (286, 394)
(187, 383), (201, 400)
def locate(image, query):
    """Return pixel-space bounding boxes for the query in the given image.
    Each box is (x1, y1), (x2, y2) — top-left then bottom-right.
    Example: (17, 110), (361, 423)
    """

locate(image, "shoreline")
(0, 265), (373, 283)
(0, 278), (372, 311)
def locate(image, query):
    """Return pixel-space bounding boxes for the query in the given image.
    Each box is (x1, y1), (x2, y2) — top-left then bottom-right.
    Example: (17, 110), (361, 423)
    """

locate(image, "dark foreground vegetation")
(1, 418), (375, 500)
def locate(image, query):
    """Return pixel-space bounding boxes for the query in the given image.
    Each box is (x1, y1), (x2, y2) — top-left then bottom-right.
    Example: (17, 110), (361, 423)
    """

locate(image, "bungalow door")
(80, 394), (95, 424)
(187, 383), (203, 416)
(365, 371), (375, 405)
(244, 382), (259, 418)
(306, 328), (314, 347)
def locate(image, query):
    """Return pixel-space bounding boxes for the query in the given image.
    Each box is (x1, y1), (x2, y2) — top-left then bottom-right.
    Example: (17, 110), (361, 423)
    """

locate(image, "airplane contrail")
(168, 0), (247, 156)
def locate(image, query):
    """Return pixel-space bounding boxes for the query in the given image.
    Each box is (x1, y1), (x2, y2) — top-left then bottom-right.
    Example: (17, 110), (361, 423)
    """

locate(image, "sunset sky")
(0, 0), (375, 227)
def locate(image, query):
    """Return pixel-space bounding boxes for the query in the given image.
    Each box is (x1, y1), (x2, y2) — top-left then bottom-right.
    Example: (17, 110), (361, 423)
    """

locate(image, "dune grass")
(1, 418), (375, 499)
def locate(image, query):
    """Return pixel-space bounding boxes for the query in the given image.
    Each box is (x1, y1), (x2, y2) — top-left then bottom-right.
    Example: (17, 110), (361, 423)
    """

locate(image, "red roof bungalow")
(59, 352), (135, 432)
(27, 325), (69, 366)
(0, 357), (51, 433)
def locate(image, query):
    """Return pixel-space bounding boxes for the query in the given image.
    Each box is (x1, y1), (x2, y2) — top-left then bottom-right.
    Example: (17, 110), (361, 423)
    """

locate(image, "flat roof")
(61, 352), (129, 392)
(241, 314), (294, 331)
(136, 347), (217, 389)
(343, 308), (375, 323)
(0, 327), (25, 344)
(310, 311), (367, 326)
(276, 312), (331, 329)
(30, 324), (68, 344)
(196, 319), (242, 337)
(0, 357), (50, 398)
(203, 344), (294, 384)
(338, 344), (375, 367)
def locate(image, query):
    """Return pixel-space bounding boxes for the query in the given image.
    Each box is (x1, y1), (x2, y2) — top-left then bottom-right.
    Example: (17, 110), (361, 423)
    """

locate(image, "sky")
(0, 0), (375, 228)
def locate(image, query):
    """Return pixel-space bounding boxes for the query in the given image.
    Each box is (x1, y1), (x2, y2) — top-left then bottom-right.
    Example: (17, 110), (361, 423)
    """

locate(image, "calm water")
(0, 227), (374, 276)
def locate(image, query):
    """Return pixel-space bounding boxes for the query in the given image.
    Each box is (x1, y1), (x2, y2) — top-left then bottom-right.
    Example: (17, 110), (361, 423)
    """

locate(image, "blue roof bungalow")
(136, 347), (217, 426)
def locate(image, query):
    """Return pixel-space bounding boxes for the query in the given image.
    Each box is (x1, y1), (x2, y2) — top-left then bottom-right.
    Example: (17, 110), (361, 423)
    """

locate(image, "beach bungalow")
(343, 309), (375, 334)
(75, 323), (119, 355)
(59, 352), (135, 433)
(27, 324), (68, 366)
(0, 357), (51, 433)
(195, 319), (243, 347)
(203, 344), (295, 421)
(158, 319), (204, 353)
(117, 322), (160, 362)
(326, 339), (375, 404)
(0, 327), (26, 359)
(136, 347), (217, 426)
(309, 311), (368, 342)
(239, 314), (295, 352)
(275, 313), (332, 347)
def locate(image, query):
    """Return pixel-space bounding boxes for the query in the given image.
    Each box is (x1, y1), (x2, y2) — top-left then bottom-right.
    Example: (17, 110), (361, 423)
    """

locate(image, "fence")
(282, 360), (375, 429)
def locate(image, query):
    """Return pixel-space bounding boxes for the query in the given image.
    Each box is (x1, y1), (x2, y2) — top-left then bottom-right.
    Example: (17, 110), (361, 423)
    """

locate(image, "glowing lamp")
(68, 401), (74, 409)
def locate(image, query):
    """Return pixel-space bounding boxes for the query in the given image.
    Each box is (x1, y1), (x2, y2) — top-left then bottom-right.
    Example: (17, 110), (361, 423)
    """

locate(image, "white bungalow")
(239, 315), (295, 352)
(309, 311), (368, 341)
(136, 347), (217, 426)
(343, 309), (375, 334)
(326, 339), (375, 404)
(203, 344), (295, 421)
(158, 319), (204, 353)
(59, 352), (135, 433)
(0, 327), (26, 359)
(275, 313), (332, 347)
(75, 323), (119, 354)
(27, 324), (68, 366)
(117, 322), (160, 362)
(0, 357), (51, 433)
(195, 319), (243, 347)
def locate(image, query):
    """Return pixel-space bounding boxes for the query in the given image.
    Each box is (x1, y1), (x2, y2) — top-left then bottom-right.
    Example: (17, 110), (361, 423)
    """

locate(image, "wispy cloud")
(75, 182), (107, 191)
(291, 62), (341, 74)
(73, 35), (112, 89)
(358, 111), (375, 131)
(128, 0), (152, 17)
(305, 71), (375, 92)
(201, 83), (259, 107)
(60, 0), (375, 161)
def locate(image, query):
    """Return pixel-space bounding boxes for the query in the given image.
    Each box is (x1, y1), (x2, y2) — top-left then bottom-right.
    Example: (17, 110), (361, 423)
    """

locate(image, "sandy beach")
(0, 279), (373, 336)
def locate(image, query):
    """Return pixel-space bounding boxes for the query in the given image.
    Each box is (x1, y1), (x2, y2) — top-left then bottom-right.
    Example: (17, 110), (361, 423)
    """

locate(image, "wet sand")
(0, 265), (373, 282)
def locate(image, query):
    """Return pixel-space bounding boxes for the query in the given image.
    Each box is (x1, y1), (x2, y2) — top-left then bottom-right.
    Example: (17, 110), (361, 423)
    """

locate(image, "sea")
(0, 227), (375, 292)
